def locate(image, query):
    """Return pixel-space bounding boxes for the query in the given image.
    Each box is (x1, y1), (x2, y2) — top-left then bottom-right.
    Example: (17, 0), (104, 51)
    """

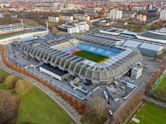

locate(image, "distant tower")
(46, 21), (49, 30)
(21, 19), (24, 29)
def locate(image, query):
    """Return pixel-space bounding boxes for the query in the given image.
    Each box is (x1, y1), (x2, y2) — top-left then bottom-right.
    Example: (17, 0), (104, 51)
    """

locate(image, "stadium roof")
(99, 28), (127, 36)
(21, 38), (142, 84)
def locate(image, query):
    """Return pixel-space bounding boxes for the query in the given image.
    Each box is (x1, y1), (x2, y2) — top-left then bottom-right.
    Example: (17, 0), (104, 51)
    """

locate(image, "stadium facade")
(21, 33), (142, 85)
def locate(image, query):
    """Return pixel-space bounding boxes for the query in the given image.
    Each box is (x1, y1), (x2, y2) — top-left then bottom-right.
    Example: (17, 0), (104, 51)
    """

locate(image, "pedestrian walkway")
(145, 96), (166, 108)
(0, 56), (81, 124)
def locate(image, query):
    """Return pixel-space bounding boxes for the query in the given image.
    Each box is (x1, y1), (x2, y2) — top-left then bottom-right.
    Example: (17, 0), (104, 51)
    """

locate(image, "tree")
(0, 91), (20, 124)
(4, 75), (18, 89)
(88, 96), (108, 119)
(15, 79), (33, 97)
(81, 96), (108, 124)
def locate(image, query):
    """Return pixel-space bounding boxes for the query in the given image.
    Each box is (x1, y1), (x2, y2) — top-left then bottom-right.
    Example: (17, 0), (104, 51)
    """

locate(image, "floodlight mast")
(21, 19), (24, 29)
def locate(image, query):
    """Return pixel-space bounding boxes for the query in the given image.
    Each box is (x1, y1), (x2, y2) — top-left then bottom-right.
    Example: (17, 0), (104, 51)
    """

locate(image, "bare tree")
(0, 91), (20, 124)
(81, 96), (108, 124)
(88, 96), (108, 120)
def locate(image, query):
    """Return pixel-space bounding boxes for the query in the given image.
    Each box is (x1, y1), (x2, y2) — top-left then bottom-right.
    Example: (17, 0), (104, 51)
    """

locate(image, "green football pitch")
(74, 50), (110, 63)
(128, 102), (166, 124)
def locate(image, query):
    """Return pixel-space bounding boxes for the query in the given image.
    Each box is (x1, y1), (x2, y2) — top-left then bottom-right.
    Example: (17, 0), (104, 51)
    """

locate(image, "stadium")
(21, 33), (142, 85)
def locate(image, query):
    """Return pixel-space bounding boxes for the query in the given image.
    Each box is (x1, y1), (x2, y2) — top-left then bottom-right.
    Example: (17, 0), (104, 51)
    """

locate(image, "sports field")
(74, 50), (109, 63)
(0, 30), (30, 40)
(128, 102), (166, 124)
(153, 72), (166, 100)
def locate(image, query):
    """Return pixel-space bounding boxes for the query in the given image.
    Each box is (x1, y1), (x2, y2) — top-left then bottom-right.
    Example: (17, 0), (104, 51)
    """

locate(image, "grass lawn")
(0, 69), (10, 77)
(0, 69), (9, 90)
(128, 102), (166, 124)
(153, 72), (166, 100)
(17, 87), (74, 124)
(0, 83), (6, 90)
(74, 50), (109, 63)
(0, 69), (73, 124)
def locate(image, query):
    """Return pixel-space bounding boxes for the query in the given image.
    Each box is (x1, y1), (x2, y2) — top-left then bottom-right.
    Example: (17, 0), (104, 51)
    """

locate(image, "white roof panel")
(139, 43), (163, 52)
(123, 40), (142, 48)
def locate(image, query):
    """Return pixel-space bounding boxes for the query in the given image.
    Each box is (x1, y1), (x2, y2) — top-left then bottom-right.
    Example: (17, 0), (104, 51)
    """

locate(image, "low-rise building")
(109, 9), (123, 20)
(131, 65), (143, 80)
(39, 64), (69, 81)
(57, 22), (89, 34)
(48, 16), (60, 23)
(74, 14), (90, 21)
(60, 15), (74, 22)
(160, 9), (166, 21)
(57, 24), (80, 34)
(139, 43), (163, 57)
(136, 14), (147, 22)
(75, 22), (89, 32)
(123, 11), (136, 19)
(0, 13), (4, 18)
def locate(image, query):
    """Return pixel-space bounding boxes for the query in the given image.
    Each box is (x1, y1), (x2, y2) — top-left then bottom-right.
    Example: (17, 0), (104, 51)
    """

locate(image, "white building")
(48, 16), (60, 23)
(0, 4), (10, 8)
(131, 65), (143, 80)
(60, 15), (74, 22)
(136, 14), (147, 22)
(58, 24), (79, 34)
(109, 9), (122, 20)
(74, 14), (90, 21)
(53, 3), (80, 11)
(0, 13), (4, 18)
(75, 22), (89, 32)
(160, 9), (166, 21)
(58, 22), (89, 34)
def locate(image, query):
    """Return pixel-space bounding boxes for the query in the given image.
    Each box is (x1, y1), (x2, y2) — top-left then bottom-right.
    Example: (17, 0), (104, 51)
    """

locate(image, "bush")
(15, 79), (33, 97)
(4, 75), (18, 89)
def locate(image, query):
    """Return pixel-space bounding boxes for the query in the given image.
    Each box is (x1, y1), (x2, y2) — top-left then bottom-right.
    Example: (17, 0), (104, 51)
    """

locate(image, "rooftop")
(139, 31), (166, 41)
(40, 64), (68, 76)
(139, 43), (163, 51)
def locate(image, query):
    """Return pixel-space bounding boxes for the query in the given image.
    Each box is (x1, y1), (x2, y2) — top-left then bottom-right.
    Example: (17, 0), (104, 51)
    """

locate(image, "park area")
(74, 50), (109, 63)
(0, 69), (73, 124)
(153, 72), (166, 100)
(128, 102), (166, 124)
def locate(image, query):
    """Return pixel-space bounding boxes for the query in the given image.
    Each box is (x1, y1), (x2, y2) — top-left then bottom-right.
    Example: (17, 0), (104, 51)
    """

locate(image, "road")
(145, 96), (166, 108)
(0, 54), (81, 124)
